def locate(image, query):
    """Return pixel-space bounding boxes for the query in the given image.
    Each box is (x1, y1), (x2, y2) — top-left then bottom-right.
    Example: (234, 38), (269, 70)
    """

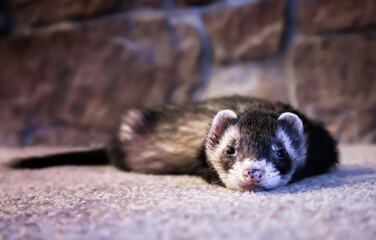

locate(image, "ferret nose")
(242, 168), (264, 183)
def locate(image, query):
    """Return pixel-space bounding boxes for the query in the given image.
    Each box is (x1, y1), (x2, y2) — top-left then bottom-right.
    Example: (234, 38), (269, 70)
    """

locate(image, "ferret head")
(205, 109), (307, 191)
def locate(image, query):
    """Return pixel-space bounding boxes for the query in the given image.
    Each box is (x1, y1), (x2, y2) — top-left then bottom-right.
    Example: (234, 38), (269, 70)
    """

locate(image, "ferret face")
(205, 110), (307, 191)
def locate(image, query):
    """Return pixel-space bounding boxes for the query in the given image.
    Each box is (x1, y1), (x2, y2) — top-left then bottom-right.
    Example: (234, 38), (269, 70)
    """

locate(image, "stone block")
(203, 58), (288, 103)
(9, 0), (133, 27)
(203, 0), (285, 65)
(169, 17), (202, 102)
(138, 0), (163, 8)
(176, 0), (216, 7)
(288, 33), (376, 143)
(0, 13), (202, 146)
(297, 0), (376, 34)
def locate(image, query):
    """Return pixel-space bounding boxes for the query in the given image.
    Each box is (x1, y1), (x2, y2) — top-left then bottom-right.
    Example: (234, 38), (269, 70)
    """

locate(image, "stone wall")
(0, 0), (375, 146)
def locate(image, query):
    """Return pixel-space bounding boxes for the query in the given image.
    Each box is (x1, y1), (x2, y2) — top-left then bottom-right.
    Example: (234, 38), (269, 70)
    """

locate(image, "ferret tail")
(9, 146), (109, 169)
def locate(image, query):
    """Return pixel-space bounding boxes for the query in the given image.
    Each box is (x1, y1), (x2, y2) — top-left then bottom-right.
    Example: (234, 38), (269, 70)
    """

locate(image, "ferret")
(12, 96), (338, 191)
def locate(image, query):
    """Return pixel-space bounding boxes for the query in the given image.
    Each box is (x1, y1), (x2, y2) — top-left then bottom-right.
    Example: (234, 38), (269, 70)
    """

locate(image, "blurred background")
(0, 0), (375, 147)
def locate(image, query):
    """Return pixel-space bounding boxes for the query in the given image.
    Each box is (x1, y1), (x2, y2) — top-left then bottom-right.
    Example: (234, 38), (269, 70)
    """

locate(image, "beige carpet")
(0, 145), (375, 239)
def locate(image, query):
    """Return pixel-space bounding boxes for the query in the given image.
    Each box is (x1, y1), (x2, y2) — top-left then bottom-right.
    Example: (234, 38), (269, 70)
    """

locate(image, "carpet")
(0, 145), (375, 239)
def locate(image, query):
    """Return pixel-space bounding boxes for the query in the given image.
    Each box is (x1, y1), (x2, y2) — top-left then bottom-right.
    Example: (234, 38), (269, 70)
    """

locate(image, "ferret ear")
(277, 112), (304, 136)
(208, 110), (238, 145)
(277, 112), (307, 164)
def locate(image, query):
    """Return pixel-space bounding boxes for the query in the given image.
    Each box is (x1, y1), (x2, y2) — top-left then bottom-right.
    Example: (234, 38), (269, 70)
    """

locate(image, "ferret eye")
(275, 148), (287, 159)
(226, 147), (236, 155)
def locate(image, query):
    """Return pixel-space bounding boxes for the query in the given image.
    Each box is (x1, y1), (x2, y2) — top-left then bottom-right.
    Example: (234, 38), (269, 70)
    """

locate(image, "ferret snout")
(242, 168), (264, 183)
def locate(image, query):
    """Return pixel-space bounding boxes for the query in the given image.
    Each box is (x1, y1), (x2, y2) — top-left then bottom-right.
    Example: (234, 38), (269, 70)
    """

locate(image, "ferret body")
(107, 96), (338, 191)
(14, 96), (338, 191)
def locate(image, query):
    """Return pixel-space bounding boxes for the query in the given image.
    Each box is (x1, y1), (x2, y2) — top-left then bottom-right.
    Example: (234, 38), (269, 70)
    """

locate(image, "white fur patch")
(205, 126), (240, 184)
(118, 109), (143, 141)
(226, 159), (283, 191)
(276, 130), (299, 161)
(278, 112), (304, 134)
(213, 126), (239, 159)
(277, 112), (307, 168)
(156, 143), (175, 153)
(212, 110), (237, 126)
(124, 109), (143, 126)
(119, 123), (132, 140)
(140, 151), (157, 159)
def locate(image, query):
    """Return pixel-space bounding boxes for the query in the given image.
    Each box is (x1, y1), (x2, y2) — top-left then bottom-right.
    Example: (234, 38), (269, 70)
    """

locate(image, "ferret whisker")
(197, 168), (217, 174)
(210, 179), (225, 186)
